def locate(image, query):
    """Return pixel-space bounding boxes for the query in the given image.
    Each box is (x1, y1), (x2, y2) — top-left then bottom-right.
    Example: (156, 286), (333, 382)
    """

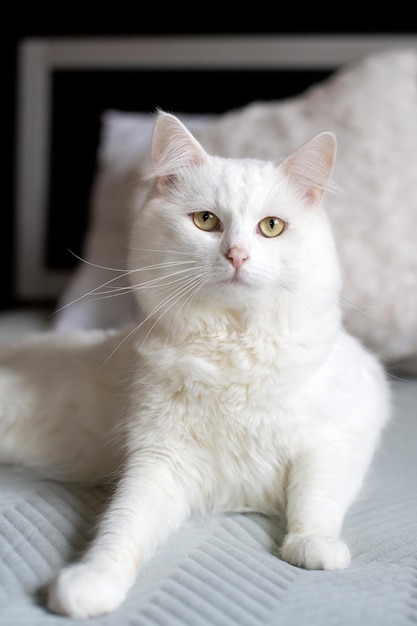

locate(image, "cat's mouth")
(230, 271), (245, 284)
(223, 267), (251, 288)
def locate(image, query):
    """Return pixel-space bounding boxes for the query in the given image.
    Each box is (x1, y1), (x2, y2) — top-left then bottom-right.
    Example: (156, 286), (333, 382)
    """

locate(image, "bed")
(1, 35), (416, 625)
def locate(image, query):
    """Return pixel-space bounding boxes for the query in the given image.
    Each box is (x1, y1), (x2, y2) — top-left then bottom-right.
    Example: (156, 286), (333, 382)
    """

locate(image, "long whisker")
(87, 266), (198, 305)
(53, 253), (196, 315)
(103, 269), (206, 362)
(339, 294), (388, 323)
(136, 272), (208, 349)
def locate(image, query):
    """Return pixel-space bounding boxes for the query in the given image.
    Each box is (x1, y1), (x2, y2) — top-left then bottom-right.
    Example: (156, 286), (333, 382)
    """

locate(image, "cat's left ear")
(151, 111), (208, 191)
(280, 132), (337, 206)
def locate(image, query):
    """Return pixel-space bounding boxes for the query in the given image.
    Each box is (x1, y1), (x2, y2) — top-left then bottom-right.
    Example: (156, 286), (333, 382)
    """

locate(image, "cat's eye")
(258, 216), (285, 238)
(193, 211), (220, 232)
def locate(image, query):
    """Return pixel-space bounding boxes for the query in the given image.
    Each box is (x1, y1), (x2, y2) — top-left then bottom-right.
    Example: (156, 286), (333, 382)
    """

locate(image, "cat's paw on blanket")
(48, 559), (134, 618)
(281, 533), (351, 570)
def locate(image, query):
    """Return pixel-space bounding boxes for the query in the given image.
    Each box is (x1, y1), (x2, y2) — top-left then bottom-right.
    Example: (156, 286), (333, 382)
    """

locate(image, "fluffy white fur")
(0, 112), (391, 618)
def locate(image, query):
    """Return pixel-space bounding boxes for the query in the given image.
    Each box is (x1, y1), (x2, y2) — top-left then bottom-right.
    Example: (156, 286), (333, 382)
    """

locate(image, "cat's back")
(0, 328), (134, 437)
(0, 328), (132, 388)
(0, 328), (135, 482)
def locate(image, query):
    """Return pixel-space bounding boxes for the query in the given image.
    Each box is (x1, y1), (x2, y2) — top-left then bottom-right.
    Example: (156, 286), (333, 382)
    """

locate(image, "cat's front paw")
(281, 533), (351, 570)
(48, 559), (134, 618)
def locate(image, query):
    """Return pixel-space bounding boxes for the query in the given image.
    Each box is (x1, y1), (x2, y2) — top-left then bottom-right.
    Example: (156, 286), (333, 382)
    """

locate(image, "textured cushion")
(54, 48), (417, 373)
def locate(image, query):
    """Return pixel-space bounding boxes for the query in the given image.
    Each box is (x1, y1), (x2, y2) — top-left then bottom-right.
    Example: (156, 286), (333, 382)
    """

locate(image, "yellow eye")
(258, 216), (285, 238)
(193, 211), (220, 232)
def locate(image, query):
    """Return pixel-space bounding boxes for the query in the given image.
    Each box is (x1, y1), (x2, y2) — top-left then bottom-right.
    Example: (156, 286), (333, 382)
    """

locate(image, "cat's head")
(128, 111), (342, 330)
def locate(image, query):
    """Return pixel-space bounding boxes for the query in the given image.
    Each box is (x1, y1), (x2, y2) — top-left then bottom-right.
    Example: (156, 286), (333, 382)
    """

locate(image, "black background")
(5, 15), (415, 310)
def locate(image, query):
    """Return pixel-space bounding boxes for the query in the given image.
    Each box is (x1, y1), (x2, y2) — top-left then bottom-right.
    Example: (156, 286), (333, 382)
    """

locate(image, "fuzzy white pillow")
(54, 49), (417, 374)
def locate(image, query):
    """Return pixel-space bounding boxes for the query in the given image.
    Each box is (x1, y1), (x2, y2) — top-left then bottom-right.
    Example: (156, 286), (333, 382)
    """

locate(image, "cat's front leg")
(48, 458), (193, 618)
(280, 444), (373, 570)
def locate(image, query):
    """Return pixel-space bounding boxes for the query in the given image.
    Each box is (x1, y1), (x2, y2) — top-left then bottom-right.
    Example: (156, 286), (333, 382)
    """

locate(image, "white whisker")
(54, 250), (196, 316)
(135, 272), (208, 349)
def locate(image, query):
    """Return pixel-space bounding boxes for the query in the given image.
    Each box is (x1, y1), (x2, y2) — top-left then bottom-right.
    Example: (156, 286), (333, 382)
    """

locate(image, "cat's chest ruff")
(147, 326), (281, 383)
(137, 324), (309, 431)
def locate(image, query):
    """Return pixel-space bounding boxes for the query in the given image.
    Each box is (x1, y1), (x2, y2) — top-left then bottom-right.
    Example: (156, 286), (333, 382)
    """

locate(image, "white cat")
(0, 111), (391, 618)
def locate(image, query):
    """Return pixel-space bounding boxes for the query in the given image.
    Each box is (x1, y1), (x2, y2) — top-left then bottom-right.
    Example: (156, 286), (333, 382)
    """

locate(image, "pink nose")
(226, 246), (249, 270)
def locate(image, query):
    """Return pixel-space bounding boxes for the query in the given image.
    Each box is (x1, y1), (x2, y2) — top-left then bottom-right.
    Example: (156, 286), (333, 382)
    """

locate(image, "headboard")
(15, 34), (416, 304)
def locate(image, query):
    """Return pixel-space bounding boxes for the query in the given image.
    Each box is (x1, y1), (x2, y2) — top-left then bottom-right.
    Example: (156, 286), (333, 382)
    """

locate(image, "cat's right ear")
(151, 111), (208, 192)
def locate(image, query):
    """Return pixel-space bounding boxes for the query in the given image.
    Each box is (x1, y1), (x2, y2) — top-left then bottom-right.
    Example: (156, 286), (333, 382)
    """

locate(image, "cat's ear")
(151, 111), (208, 192)
(280, 132), (337, 205)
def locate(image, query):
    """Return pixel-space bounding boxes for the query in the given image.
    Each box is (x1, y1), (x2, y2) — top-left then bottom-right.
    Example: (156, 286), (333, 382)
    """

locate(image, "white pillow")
(54, 48), (417, 374)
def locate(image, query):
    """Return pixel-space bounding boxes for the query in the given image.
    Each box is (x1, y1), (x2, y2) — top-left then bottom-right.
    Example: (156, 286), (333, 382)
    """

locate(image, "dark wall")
(4, 17), (415, 310)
